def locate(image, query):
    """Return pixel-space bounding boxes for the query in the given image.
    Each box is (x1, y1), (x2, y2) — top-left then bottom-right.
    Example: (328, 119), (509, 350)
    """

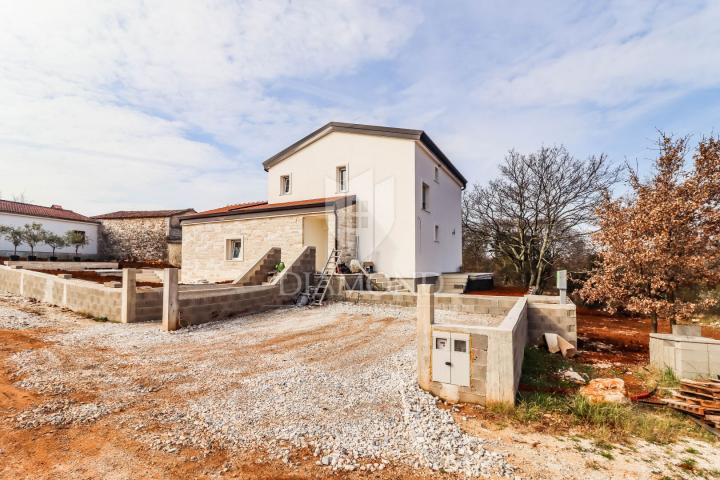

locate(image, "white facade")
(0, 212), (99, 257)
(265, 129), (464, 278)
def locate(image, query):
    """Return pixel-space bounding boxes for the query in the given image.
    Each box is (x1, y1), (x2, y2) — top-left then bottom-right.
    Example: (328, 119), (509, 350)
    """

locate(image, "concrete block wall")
(343, 290), (517, 315)
(650, 333), (720, 379)
(136, 289), (163, 322)
(526, 295), (577, 347)
(174, 246), (316, 328)
(0, 265), (122, 321)
(416, 286), (529, 406)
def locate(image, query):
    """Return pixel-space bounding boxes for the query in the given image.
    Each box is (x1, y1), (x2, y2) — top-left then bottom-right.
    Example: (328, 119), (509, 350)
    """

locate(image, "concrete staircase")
(368, 273), (410, 292)
(233, 247), (281, 286)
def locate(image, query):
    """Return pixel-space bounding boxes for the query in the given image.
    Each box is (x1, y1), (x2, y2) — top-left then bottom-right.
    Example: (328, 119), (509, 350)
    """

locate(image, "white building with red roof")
(181, 122), (466, 289)
(0, 200), (99, 259)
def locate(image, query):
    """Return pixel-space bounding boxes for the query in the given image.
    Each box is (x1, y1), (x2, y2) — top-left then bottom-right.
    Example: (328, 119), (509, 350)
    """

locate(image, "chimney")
(51, 204), (63, 209)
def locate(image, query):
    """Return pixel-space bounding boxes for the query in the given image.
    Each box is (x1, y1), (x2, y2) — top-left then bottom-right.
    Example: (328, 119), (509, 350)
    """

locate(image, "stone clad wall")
(99, 217), (170, 262)
(182, 215), (304, 283)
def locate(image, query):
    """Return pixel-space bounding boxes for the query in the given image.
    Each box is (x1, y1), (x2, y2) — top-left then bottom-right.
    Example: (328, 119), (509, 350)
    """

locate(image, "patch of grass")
(93, 316), (109, 322)
(659, 367), (680, 389)
(475, 347), (718, 445)
(685, 447), (700, 455)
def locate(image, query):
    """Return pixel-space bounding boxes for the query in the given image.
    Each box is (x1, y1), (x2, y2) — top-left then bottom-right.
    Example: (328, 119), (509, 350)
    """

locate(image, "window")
(421, 182), (430, 211)
(453, 339), (467, 353)
(434, 224), (439, 242)
(280, 175), (291, 195)
(434, 166), (440, 183)
(72, 230), (86, 242)
(227, 238), (244, 260)
(336, 165), (348, 192)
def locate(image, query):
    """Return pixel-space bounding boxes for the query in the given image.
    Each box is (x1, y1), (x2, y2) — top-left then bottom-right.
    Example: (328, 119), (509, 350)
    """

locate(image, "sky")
(1, 0), (719, 215)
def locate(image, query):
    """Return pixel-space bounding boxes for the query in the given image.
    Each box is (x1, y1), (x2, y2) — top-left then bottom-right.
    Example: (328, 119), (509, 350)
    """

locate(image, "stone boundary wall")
(0, 265), (122, 321)
(3, 261), (119, 271)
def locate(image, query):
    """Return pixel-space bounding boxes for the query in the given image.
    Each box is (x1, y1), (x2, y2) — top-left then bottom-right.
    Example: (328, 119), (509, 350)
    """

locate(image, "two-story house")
(181, 122), (467, 290)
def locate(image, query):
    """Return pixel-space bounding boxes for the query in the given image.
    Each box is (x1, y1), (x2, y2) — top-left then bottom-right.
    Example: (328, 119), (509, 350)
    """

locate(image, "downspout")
(333, 201), (339, 251)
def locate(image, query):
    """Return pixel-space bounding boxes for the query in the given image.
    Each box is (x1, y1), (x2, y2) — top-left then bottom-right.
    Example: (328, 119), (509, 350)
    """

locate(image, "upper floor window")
(421, 182), (430, 211)
(434, 166), (440, 183)
(280, 175), (291, 195)
(434, 225), (439, 242)
(337, 165), (348, 192)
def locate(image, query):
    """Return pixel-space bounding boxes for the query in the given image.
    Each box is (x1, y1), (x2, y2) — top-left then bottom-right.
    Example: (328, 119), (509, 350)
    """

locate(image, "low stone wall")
(0, 265), (122, 321)
(650, 333), (720, 379)
(3, 261), (119, 271)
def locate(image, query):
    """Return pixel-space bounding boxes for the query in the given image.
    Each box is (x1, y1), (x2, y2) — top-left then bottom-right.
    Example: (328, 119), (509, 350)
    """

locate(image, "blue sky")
(0, 0), (718, 215)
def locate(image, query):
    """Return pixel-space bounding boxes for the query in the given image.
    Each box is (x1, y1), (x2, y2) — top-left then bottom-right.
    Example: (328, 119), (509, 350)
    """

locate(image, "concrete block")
(104, 281), (121, 288)
(57, 274), (72, 279)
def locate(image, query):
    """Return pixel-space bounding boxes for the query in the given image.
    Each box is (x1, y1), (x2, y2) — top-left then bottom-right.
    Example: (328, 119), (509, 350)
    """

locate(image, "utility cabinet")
(431, 331), (470, 386)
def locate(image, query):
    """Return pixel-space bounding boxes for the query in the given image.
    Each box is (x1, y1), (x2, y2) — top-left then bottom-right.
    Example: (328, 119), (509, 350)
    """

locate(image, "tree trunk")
(650, 312), (658, 333)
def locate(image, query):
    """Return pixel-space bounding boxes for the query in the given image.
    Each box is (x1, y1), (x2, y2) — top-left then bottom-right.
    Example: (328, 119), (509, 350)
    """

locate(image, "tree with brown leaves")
(580, 134), (720, 332)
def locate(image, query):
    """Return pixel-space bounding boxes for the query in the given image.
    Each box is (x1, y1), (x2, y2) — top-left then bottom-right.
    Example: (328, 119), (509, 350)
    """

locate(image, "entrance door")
(303, 215), (329, 271)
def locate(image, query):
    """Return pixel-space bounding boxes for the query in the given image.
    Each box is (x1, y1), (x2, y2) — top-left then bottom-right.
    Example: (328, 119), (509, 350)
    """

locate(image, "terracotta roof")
(183, 196), (354, 221)
(262, 122), (467, 187)
(0, 199), (98, 223)
(92, 209), (196, 220)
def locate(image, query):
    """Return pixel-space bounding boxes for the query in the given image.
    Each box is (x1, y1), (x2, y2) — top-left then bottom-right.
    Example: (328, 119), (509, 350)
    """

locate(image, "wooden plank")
(679, 384), (720, 398)
(665, 399), (705, 416)
(673, 392), (720, 409)
(681, 379), (720, 392)
(679, 388), (720, 401)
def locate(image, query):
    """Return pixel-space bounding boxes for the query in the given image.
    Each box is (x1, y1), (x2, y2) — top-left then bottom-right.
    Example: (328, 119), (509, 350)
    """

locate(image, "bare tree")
(463, 145), (619, 292)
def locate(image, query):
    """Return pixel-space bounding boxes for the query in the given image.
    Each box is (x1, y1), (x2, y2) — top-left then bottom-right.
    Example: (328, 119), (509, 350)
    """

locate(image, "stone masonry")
(99, 217), (171, 262)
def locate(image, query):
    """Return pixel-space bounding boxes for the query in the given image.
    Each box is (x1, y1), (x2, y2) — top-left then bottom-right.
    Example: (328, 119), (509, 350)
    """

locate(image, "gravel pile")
(0, 303), (51, 330)
(5, 298), (516, 477)
(14, 399), (122, 428)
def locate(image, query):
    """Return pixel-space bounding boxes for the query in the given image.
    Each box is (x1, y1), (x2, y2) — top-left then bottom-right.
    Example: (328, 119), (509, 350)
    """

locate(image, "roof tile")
(0, 200), (98, 223)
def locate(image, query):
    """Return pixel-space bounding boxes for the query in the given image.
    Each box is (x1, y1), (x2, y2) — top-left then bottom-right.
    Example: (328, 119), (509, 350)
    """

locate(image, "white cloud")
(0, 0), (421, 214)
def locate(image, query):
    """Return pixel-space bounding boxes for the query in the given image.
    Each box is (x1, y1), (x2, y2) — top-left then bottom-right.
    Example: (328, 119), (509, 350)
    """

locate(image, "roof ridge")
(0, 198), (77, 212)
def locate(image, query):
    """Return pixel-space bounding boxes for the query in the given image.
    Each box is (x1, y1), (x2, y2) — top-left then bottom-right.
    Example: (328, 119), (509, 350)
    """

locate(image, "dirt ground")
(1, 293), (719, 479)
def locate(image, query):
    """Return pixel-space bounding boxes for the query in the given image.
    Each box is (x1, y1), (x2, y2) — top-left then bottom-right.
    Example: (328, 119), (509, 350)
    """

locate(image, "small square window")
(337, 166), (348, 192)
(280, 175), (291, 195)
(434, 225), (439, 242)
(454, 340), (467, 353)
(434, 166), (440, 183)
(72, 230), (86, 242)
(421, 182), (430, 211)
(435, 338), (447, 349)
(227, 238), (244, 260)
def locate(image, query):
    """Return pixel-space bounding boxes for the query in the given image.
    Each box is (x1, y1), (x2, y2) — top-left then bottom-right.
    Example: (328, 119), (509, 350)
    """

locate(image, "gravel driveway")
(0, 293), (514, 479)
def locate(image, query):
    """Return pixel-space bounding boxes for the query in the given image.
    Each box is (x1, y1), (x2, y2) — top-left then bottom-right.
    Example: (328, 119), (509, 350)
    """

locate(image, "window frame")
(226, 237), (244, 261)
(280, 174), (292, 196)
(336, 165), (349, 193)
(421, 182), (430, 212)
(434, 166), (440, 183)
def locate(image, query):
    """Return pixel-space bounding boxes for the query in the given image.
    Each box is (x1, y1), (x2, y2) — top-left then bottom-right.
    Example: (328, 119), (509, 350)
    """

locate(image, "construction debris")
(544, 332), (577, 358)
(664, 378), (720, 435)
(559, 368), (586, 384)
(578, 378), (629, 404)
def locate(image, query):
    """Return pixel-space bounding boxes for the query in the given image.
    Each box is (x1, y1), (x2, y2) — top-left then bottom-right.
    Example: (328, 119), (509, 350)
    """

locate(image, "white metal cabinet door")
(431, 332), (452, 384)
(450, 333), (470, 387)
